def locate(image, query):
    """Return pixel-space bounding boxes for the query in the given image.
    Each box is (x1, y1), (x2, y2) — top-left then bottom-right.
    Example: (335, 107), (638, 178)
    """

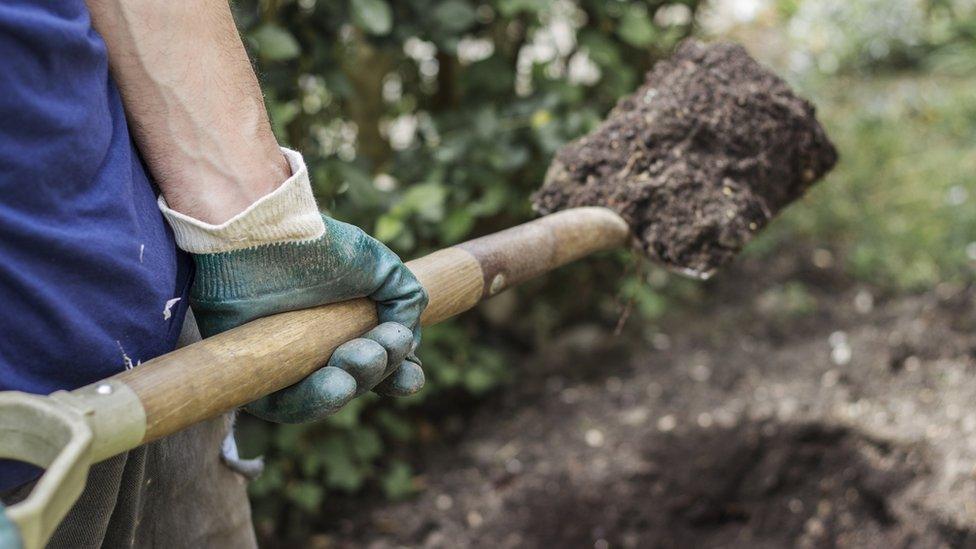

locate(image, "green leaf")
(380, 461), (417, 500)
(337, 163), (383, 209)
(248, 463), (283, 497)
(439, 208), (475, 243)
(617, 5), (656, 48)
(301, 452), (323, 477)
(375, 409), (414, 441)
(579, 30), (622, 67)
(473, 107), (500, 139)
(286, 482), (324, 512)
(250, 24), (301, 61)
(497, 0), (547, 17)
(325, 458), (363, 492)
(320, 436), (365, 492)
(469, 185), (509, 216)
(273, 424), (306, 450)
(433, 0), (478, 33)
(350, 428), (384, 461)
(268, 100), (300, 142)
(489, 145), (529, 172)
(375, 214), (405, 242)
(351, 0), (393, 35)
(400, 182), (447, 222)
(463, 367), (496, 394)
(433, 138), (469, 163)
(435, 362), (462, 386)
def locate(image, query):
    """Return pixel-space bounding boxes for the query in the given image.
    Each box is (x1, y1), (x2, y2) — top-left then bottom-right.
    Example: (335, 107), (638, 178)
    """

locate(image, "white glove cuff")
(158, 147), (326, 254)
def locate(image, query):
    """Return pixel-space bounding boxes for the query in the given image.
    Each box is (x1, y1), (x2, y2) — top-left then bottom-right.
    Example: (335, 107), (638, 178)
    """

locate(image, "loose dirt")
(318, 251), (976, 548)
(532, 40), (838, 277)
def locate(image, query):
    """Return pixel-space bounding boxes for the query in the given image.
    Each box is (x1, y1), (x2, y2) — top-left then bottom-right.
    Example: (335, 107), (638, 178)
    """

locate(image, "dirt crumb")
(532, 40), (838, 277)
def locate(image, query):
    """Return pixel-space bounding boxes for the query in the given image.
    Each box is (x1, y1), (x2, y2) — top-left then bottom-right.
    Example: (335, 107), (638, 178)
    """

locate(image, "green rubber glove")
(0, 503), (22, 549)
(190, 215), (428, 423)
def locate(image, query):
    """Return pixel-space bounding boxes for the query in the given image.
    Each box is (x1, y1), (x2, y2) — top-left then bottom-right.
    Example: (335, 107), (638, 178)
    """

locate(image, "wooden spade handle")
(105, 207), (628, 445)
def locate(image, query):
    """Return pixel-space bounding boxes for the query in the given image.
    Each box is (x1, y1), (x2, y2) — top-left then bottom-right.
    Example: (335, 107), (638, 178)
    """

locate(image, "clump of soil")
(532, 40), (838, 277)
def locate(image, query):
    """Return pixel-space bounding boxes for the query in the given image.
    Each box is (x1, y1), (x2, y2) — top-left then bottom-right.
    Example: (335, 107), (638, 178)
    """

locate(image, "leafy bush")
(231, 0), (699, 539)
(231, 0), (976, 540)
(784, 0), (976, 74)
(701, 0), (976, 291)
(753, 72), (976, 291)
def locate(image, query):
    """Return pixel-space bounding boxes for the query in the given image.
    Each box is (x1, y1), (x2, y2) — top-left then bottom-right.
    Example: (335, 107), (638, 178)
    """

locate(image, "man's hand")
(191, 214), (428, 423)
(158, 149), (428, 422)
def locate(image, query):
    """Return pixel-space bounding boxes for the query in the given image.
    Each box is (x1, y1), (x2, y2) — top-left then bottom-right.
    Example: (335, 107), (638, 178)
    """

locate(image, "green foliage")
(230, 1), (976, 541)
(380, 460), (419, 500)
(234, 1), (976, 540)
(232, 0), (698, 540)
(783, 0), (976, 74)
(751, 73), (976, 291)
(350, 0), (393, 35)
(249, 23), (301, 61)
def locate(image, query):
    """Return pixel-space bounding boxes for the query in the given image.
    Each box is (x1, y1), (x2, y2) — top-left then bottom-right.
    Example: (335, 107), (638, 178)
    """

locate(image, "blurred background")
(231, 0), (976, 545)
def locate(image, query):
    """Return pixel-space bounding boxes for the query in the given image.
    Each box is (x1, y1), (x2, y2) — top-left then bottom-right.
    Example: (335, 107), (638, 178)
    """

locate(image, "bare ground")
(318, 249), (976, 548)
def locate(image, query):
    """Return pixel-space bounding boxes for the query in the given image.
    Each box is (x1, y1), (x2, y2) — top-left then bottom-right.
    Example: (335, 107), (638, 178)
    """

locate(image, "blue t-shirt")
(0, 1), (192, 490)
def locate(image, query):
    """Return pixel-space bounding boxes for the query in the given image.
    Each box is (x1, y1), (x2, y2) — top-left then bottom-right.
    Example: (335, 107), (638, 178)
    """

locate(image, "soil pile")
(532, 40), (838, 277)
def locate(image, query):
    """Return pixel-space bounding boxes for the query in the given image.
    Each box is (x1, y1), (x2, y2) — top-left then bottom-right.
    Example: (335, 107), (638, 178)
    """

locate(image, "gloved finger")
(369, 260), (428, 345)
(245, 366), (357, 423)
(373, 359), (425, 397)
(327, 337), (388, 396)
(361, 322), (413, 377)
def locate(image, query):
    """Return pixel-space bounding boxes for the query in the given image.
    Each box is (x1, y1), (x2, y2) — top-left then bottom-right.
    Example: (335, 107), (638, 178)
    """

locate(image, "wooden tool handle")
(110, 207), (628, 444)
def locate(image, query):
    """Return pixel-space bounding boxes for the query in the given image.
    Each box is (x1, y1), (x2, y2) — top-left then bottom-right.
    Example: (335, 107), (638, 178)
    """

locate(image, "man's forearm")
(86, 0), (289, 224)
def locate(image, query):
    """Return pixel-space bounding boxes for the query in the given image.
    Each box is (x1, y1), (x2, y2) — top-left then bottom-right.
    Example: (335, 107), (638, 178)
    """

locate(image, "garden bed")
(319, 247), (976, 548)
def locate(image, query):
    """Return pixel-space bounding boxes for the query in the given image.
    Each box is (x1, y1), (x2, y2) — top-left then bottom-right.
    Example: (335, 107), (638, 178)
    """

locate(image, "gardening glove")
(0, 503), (21, 549)
(159, 148), (428, 423)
